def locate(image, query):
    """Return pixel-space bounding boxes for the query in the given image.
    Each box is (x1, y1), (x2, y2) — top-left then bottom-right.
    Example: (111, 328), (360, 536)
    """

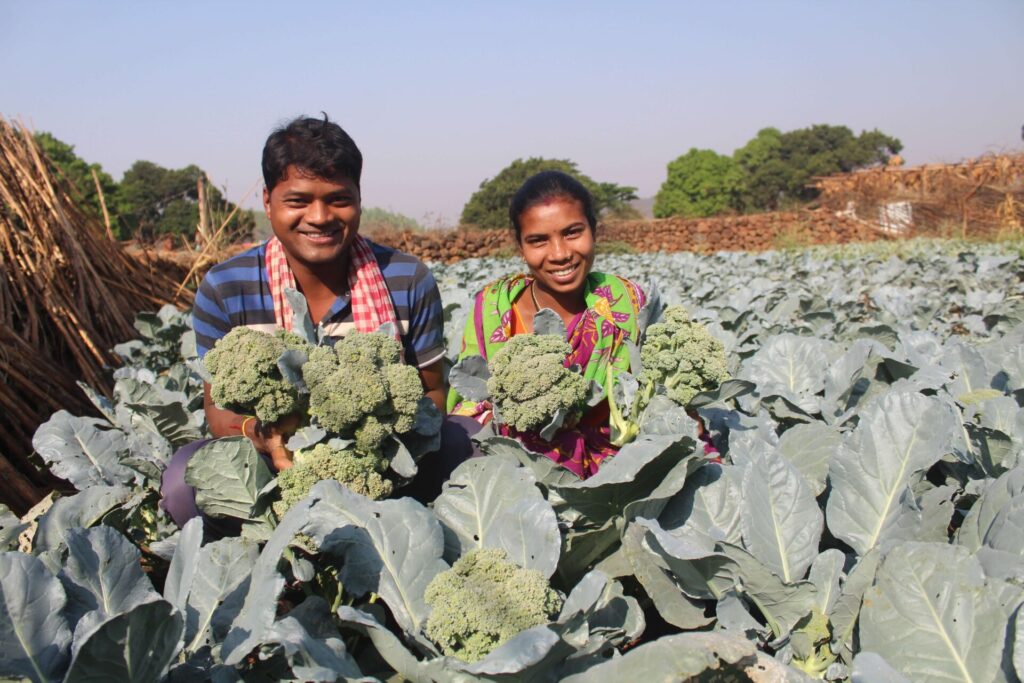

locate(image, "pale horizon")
(3, 0), (1022, 225)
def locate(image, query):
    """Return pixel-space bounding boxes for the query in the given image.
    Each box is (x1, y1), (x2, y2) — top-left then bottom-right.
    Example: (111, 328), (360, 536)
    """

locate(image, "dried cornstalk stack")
(0, 116), (193, 513)
(815, 154), (1024, 236)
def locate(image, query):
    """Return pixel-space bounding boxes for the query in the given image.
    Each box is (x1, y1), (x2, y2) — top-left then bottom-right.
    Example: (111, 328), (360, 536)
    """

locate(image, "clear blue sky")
(3, 1), (1022, 224)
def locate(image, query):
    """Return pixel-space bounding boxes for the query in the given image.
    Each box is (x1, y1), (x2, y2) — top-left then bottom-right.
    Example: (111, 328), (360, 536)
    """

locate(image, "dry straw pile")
(0, 117), (192, 513)
(814, 153), (1024, 238)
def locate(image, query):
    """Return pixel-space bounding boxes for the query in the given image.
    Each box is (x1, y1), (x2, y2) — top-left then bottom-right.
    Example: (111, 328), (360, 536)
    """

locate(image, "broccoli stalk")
(424, 548), (564, 662)
(486, 334), (589, 434)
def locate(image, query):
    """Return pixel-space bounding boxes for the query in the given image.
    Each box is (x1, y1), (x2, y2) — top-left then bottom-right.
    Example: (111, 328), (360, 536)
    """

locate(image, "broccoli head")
(303, 331), (430, 455)
(424, 547), (564, 662)
(273, 443), (393, 517)
(204, 327), (310, 423)
(486, 334), (589, 433)
(638, 305), (729, 406)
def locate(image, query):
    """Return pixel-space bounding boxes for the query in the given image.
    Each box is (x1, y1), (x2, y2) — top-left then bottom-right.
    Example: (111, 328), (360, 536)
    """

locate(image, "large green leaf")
(63, 600), (183, 683)
(306, 481), (448, 638)
(957, 464), (1024, 553)
(740, 450), (823, 582)
(829, 550), (881, 665)
(185, 437), (274, 519)
(31, 486), (132, 554)
(826, 392), (958, 555)
(778, 422), (844, 496)
(0, 505), (28, 551)
(433, 457), (560, 577)
(659, 463), (743, 547)
(739, 333), (841, 413)
(554, 434), (698, 526)
(59, 527), (161, 644)
(860, 542), (1023, 682)
(31, 412), (138, 490)
(559, 632), (756, 682)
(0, 553), (71, 683)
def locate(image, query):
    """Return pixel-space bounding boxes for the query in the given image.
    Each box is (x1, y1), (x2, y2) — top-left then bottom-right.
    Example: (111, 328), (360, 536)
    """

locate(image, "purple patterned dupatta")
(447, 272), (646, 478)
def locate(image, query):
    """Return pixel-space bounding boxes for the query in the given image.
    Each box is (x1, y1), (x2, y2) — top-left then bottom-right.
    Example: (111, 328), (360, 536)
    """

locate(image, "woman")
(447, 170), (646, 478)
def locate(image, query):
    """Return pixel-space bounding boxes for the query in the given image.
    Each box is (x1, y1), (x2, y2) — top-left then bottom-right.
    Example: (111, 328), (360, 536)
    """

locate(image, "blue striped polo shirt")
(192, 240), (445, 368)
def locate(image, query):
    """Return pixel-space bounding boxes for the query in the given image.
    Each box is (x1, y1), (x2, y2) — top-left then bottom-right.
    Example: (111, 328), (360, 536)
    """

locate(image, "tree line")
(39, 123), (901, 239)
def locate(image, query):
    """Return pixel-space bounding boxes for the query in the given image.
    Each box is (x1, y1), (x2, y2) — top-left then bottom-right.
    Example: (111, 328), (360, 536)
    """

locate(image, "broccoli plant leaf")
(740, 449), (823, 582)
(688, 379), (756, 408)
(0, 552), (72, 683)
(777, 421), (844, 496)
(555, 434), (698, 526)
(31, 485), (133, 554)
(434, 457), (561, 577)
(658, 463), (743, 547)
(957, 464), (1024, 553)
(559, 632), (757, 682)
(163, 518), (203, 613)
(59, 526), (161, 647)
(449, 354), (490, 402)
(63, 600), (184, 683)
(532, 308), (567, 338)
(829, 549), (881, 665)
(305, 481), (448, 638)
(277, 348), (309, 394)
(0, 505), (28, 551)
(826, 392), (958, 555)
(852, 652), (911, 683)
(859, 542), (1022, 682)
(32, 411), (138, 490)
(739, 334), (841, 414)
(185, 437), (274, 520)
(286, 424), (327, 452)
(284, 287), (317, 344)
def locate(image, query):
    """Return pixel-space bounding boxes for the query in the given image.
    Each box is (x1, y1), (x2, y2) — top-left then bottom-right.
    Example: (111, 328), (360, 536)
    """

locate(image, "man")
(162, 115), (449, 525)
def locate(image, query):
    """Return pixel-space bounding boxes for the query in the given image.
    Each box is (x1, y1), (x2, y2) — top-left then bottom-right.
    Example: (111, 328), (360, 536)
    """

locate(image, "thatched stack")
(0, 117), (192, 513)
(814, 154), (1024, 237)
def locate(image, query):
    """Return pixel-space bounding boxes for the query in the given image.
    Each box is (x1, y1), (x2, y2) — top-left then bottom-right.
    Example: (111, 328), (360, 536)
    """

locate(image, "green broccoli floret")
(608, 306), (729, 446)
(302, 332), (429, 455)
(424, 547), (564, 663)
(273, 443), (393, 517)
(638, 305), (729, 407)
(486, 334), (589, 433)
(204, 327), (310, 423)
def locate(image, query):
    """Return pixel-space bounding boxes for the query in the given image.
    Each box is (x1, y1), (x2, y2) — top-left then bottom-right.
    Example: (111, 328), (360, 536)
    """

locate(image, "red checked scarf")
(264, 235), (399, 336)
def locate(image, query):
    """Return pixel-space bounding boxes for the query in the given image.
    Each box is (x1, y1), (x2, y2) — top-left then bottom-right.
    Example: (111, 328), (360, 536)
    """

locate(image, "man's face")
(263, 165), (361, 270)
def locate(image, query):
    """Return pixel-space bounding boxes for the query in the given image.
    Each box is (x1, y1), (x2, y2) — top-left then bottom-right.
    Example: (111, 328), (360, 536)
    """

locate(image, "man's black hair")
(262, 114), (363, 191)
(508, 170), (597, 240)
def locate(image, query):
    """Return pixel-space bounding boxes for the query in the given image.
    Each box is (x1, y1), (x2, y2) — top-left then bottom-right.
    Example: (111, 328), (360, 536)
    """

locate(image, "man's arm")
(418, 360), (446, 413)
(203, 382), (299, 470)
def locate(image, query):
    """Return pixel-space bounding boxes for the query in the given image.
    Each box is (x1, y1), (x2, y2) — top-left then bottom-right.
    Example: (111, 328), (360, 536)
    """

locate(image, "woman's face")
(517, 196), (595, 300)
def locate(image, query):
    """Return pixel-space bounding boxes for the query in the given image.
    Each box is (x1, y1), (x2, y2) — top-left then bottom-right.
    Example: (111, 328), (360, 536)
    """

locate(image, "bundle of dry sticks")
(0, 116), (192, 513)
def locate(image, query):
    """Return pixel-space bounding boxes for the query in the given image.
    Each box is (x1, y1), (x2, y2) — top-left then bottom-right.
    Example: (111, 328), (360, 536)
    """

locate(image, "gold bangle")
(241, 416), (256, 438)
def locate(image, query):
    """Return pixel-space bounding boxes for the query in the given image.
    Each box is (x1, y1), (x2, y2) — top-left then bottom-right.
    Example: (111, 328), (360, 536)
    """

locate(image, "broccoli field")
(3, 238), (1024, 682)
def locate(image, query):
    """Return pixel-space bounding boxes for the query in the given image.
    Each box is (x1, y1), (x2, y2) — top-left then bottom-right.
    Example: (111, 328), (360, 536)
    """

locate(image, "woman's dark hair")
(508, 170), (598, 241)
(262, 114), (363, 191)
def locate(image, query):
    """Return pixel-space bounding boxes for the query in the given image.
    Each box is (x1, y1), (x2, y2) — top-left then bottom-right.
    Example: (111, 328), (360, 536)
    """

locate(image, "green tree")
(34, 132), (120, 232)
(733, 124), (902, 211)
(653, 148), (745, 218)
(460, 157), (637, 229)
(116, 160), (253, 241)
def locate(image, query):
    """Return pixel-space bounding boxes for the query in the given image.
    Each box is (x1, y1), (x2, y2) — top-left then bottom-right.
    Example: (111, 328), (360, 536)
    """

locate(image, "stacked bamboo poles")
(0, 116), (193, 513)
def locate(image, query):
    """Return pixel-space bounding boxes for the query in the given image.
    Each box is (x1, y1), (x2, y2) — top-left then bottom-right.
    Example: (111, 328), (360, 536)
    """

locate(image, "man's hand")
(244, 413), (302, 470)
(204, 382), (301, 470)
